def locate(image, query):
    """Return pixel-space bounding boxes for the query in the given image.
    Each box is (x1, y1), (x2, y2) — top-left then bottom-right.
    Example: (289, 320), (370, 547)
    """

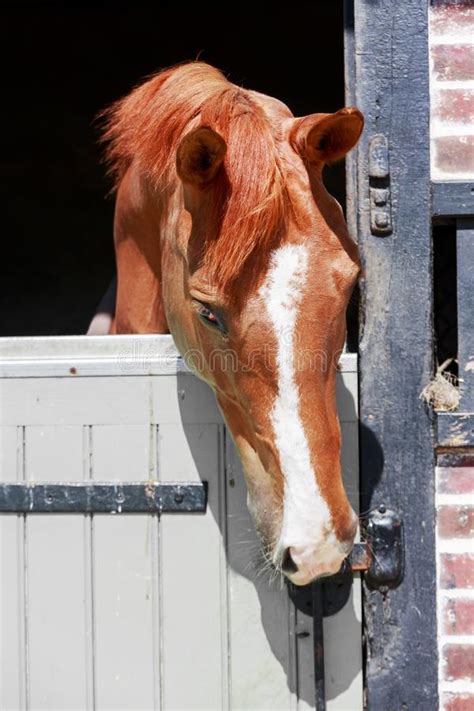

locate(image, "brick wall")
(436, 457), (474, 710)
(430, 4), (474, 707)
(429, 3), (474, 179)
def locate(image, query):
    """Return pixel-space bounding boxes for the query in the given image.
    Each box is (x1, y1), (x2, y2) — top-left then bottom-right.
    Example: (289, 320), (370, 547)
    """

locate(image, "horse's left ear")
(292, 108), (364, 164)
(176, 126), (227, 188)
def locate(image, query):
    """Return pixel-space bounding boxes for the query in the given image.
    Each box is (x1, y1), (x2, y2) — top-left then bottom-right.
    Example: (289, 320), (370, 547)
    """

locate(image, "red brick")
(439, 506), (474, 538)
(433, 135), (474, 176)
(438, 467), (474, 495)
(443, 693), (474, 711)
(432, 89), (474, 123)
(442, 598), (474, 635)
(431, 6), (474, 38)
(443, 644), (474, 681)
(431, 44), (474, 82)
(440, 554), (474, 589)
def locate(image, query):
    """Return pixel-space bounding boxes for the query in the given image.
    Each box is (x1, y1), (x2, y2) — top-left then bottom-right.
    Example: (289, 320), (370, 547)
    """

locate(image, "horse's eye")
(199, 305), (218, 324)
(195, 302), (225, 332)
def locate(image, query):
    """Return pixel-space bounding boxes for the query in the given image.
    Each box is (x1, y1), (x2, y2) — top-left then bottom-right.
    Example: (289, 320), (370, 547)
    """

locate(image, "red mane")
(100, 62), (290, 286)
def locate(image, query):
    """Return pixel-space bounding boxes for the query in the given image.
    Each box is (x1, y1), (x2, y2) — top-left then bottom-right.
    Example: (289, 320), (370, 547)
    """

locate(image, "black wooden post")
(346, 1), (438, 707)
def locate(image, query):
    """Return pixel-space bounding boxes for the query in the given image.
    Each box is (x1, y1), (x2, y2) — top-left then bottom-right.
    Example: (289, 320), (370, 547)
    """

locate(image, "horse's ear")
(292, 108), (364, 164)
(176, 126), (227, 188)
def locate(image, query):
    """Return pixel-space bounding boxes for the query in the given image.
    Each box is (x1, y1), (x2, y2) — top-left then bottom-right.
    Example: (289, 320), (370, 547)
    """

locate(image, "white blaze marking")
(259, 244), (332, 557)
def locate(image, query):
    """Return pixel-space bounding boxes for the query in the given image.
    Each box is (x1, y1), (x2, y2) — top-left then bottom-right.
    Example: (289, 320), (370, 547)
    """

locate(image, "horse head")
(105, 63), (363, 585)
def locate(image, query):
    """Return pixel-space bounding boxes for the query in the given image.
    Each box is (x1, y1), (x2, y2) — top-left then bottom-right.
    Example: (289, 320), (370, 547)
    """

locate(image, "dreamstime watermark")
(117, 338), (345, 376)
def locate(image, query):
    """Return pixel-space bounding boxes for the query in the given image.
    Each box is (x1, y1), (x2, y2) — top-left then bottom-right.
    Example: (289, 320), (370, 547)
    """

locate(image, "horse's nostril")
(281, 547), (298, 574)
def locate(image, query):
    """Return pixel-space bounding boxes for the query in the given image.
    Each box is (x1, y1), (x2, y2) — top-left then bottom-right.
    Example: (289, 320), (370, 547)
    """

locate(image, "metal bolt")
(174, 492), (184, 504)
(373, 191), (388, 206)
(375, 213), (389, 229)
(378, 504), (386, 514)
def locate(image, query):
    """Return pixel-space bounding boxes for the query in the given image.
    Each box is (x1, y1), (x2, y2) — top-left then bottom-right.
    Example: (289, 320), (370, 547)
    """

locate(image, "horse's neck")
(113, 167), (170, 334)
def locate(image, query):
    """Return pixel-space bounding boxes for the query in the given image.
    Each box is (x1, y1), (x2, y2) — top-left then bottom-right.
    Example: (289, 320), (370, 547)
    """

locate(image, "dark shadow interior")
(0, 0), (344, 336)
(433, 222), (458, 376)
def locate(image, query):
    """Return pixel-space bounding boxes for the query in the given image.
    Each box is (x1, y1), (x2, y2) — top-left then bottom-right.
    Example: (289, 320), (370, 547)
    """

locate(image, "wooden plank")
(159, 420), (228, 709)
(25, 425), (89, 710)
(0, 346), (360, 708)
(323, 584), (363, 710)
(0, 334), (185, 378)
(0, 366), (354, 427)
(325, 422), (363, 710)
(91, 424), (159, 710)
(0, 334), (356, 379)
(0, 376), (150, 426)
(0, 426), (19, 481)
(350, 1), (438, 706)
(0, 426), (26, 711)
(151, 373), (224, 425)
(437, 412), (474, 448)
(0, 374), (224, 426)
(225, 435), (299, 710)
(336, 370), (358, 422)
(432, 181), (474, 217)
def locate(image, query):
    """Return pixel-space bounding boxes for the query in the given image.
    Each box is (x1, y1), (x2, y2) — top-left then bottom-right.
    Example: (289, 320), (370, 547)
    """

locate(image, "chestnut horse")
(100, 62), (363, 586)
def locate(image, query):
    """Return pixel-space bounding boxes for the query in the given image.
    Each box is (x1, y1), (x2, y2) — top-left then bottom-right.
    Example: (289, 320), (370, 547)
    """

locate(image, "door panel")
(0, 336), (362, 710)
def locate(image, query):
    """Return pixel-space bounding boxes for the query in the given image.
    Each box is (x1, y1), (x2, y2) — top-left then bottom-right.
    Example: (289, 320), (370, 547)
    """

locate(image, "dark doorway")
(0, 1), (344, 336)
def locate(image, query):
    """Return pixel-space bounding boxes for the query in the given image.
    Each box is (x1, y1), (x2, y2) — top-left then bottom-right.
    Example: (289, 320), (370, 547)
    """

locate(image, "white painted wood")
(0, 374), (225, 427)
(0, 334), (362, 710)
(225, 436), (298, 710)
(0, 376), (152, 427)
(0, 426), (19, 481)
(0, 426), (26, 711)
(91, 424), (160, 710)
(151, 374), (224, 425)
(0, 334), (356, 379)
(325, 419), (363, 709)
(25, 425), (89, 710)
(0, 335), (187, 378)
(159, 418), (228, 710)
(336, 370), (359, 421)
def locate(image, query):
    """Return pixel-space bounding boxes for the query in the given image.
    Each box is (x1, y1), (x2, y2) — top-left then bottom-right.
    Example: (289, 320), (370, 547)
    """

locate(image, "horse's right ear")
(291, 108), (364, 165)
(176, 126), (227, 188)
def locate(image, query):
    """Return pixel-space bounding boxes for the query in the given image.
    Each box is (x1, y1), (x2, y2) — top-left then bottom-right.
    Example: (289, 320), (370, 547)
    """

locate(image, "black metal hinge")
(0, 482), (207, 514)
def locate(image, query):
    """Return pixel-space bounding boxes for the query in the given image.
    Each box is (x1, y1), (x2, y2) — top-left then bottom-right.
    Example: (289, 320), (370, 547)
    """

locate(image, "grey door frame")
(345, 1), (439, 707)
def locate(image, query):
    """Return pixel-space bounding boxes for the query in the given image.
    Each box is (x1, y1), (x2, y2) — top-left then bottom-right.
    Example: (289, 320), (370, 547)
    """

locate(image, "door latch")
(321, 507), (403, 617)
(349, 506), (404, 589)
(288, 507), (404, 622)
(369, 134), (393, 236)
(307, 508), (403, 711)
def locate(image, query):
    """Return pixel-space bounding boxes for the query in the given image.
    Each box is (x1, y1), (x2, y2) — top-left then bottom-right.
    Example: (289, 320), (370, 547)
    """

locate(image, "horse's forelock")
(100, 61), (291, 288)
(200, 89), (290, 287)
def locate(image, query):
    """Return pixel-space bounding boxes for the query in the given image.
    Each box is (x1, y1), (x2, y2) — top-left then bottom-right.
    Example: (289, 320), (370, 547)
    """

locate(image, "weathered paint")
(347, 0), (438, 706)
